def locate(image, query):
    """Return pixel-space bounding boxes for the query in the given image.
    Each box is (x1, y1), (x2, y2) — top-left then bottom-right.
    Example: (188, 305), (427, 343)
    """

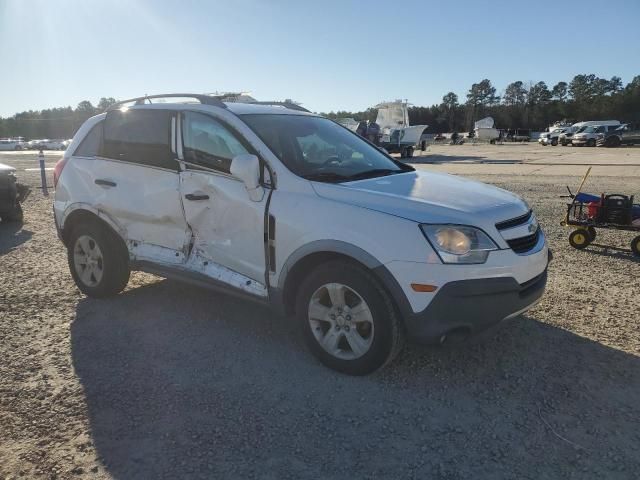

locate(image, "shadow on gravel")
(409, 154), (523, 165)
(580, 244), (640, 263)
(0, 220), (32, 255)
(71, 280), (640, 479)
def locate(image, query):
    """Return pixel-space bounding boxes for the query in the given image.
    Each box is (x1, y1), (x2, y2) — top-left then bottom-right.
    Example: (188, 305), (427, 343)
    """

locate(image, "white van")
(53, 93), (549, 375)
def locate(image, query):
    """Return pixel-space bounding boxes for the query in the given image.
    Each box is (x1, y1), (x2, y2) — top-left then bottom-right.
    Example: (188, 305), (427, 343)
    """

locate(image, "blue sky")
(1, 0), (639, 117)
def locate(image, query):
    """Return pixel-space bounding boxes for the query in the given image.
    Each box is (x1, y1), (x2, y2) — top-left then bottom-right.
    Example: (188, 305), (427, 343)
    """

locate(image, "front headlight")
(420, 224), (498, 264)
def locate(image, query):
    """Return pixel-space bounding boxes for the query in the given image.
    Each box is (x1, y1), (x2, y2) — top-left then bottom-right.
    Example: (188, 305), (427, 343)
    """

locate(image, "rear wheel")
(631, 236), (640, 257)
(587, 226), (597, 242)
(569, 229), (591, 250)
(296, 261), (404, 375)
(551, 138), (558, 146)
(67, 220), (130, 297)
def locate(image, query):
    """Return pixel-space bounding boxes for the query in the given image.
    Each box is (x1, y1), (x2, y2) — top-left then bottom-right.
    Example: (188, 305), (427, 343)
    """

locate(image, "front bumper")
(404, 266), (548, 344)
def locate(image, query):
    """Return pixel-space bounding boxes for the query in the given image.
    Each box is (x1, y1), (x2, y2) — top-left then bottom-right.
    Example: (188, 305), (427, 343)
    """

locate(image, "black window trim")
(179, 110), (273, 187)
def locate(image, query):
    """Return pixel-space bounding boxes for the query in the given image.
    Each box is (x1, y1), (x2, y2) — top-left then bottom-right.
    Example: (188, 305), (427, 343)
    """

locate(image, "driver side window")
(182, 112), (249, 173)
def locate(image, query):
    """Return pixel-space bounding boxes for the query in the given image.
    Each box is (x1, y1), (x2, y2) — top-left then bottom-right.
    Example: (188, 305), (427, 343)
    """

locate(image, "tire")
(606, 136), (621, 148)
(420, 140), (427, 151)
(569, 229), (591, 250)
(295, 260), (405, 375)
(2, 204), (23, 223)
(551, 138), (558, 146)
(587, 138), (596, 147)
(631, 236), (640, 257)
(406, 146), (414, 158)
(587, 226), (597, 242)
(67, 220), (130, 298)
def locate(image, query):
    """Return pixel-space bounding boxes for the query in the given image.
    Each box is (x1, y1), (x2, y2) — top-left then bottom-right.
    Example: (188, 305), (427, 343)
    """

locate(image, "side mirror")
(230, 154), (264, 201)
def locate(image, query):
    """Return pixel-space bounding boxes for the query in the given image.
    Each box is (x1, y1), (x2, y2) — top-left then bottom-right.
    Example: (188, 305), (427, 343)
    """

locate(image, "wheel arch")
(277, 241), (411, 319)
(60, 205), (127, 250)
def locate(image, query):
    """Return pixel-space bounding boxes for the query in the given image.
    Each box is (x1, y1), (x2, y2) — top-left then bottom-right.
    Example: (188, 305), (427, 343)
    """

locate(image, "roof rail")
(107, 93), (227, 111)
(251, 101), (310, 113)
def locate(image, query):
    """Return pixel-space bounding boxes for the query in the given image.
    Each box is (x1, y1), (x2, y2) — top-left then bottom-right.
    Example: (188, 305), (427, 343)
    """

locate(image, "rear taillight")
(53, 157), (68, 188)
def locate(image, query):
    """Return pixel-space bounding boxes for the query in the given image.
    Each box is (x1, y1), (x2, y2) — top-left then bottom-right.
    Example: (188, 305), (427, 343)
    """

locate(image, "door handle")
(185, 193), (210, 201)
(95, 179), (117, 187)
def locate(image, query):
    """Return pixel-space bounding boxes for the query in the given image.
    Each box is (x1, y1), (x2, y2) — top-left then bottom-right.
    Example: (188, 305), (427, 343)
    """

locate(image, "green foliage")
(1, 75), (639, 138)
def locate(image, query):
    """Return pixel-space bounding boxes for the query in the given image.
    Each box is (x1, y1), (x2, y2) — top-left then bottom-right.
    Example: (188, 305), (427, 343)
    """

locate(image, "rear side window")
(74, 121), (103, 157)
(103, 109), (175, 169)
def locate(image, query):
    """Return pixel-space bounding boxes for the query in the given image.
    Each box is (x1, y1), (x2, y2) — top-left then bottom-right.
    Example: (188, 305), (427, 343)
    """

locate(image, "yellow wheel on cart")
(569, 229), (591, 250)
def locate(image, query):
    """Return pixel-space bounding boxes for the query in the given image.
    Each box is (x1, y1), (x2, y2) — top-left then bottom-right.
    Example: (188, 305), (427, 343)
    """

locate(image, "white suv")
(53, 94), (549, 375)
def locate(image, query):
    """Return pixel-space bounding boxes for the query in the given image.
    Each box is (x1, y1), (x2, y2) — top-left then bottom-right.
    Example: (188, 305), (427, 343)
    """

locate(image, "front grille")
(495, 210), (532, 230)
(507, 230), (539, 253)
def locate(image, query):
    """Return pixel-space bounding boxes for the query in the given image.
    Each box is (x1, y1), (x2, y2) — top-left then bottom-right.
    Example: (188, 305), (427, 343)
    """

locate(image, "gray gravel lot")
(1, 149), (639, 479)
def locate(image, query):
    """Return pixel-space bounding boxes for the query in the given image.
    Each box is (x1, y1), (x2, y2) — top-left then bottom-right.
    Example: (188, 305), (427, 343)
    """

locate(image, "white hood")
(311, 170), (529, 228)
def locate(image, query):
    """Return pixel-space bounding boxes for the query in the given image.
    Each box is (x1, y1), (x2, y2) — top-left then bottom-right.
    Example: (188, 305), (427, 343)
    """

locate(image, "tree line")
(0, 98), (117, 139)
(322, 74), (640, 133)
(1, 74), (639, 138)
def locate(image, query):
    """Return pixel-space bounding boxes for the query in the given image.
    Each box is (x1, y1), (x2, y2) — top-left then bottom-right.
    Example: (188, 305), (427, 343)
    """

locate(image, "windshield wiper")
(301, 172), (350, 183)
(345, 169), (403, 181)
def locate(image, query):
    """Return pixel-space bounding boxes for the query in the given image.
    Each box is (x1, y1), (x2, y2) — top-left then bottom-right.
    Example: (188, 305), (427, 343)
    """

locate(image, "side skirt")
(132, 260), (272, 307)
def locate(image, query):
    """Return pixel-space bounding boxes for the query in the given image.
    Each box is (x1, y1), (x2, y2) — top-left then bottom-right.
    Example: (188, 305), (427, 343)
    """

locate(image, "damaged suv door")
(178, 111), (269, 297)
(95, 109), (190, 263)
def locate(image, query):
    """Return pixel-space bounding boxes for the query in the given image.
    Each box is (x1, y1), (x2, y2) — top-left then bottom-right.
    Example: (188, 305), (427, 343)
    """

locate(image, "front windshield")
(576, 126), (587, 133)
(583, 126), (597, 133)
(241, 114), (411, 182)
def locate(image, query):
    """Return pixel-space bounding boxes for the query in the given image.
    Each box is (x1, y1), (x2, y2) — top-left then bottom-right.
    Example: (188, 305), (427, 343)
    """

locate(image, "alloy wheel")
(308, 283), (374, 360)
(73, 234), (104, 287)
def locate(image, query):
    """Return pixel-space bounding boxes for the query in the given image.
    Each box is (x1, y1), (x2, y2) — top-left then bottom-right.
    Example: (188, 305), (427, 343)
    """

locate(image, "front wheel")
(606, 136), (621, 148)
(296, 261), (404, 375)
(67, 221), (130, 298)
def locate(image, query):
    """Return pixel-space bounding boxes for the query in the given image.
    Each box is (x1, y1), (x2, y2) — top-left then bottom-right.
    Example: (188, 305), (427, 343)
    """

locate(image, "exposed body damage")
(54, 94), (548, 374)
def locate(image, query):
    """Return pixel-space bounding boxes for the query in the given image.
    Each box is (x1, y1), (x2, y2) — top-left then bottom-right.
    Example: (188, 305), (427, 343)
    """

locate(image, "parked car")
(572, 124), (621, 147)
(559, 125), (588, 146)
(38, 139), (66, 150)
(0, 163), (30, 222)
(597, 123), (640, 147)
(0, 138), (25, 151)
(539, 127), (570, 146)
(53, 93), (549, 375)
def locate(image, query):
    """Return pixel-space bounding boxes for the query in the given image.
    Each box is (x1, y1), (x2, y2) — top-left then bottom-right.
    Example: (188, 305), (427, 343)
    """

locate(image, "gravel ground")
(1, 152), (639, 479)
